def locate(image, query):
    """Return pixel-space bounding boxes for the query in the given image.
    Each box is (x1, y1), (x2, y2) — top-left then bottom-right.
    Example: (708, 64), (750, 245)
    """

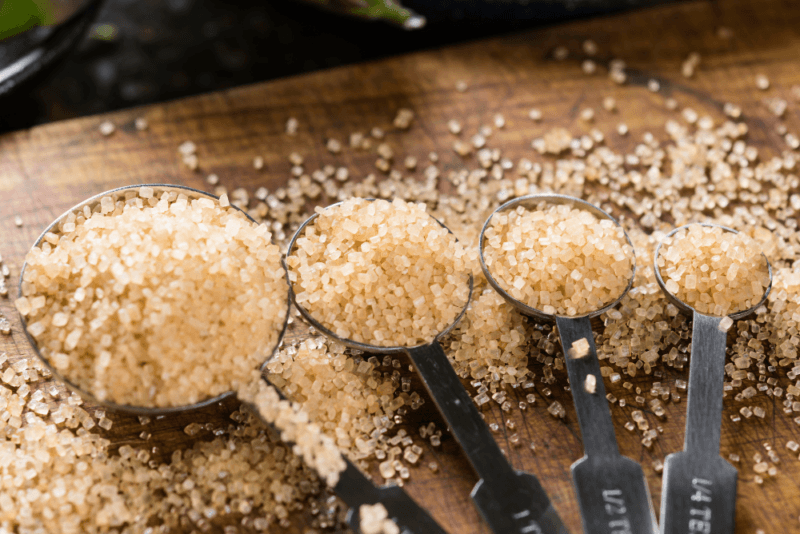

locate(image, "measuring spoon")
(653, 223), (772, 534)
(479, 193), (658, 534)
(286, 199), (569, 534)
(17, 184), (447, 534)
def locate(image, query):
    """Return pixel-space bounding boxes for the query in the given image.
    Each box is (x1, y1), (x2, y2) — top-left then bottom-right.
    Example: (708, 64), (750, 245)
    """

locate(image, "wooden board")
(1, 0), (800, 532)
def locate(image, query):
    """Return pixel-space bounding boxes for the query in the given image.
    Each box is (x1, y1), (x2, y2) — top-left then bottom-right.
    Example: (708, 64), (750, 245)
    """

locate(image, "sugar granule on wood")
(0, 352), (333, 533)
(656, 225), (770, 316)
(16, 188), (288, 407)
(287, 198), (470, 347)
(99, 121), (115, 136)
(483, 202), (634, 316)
(286, 117), (299, 135)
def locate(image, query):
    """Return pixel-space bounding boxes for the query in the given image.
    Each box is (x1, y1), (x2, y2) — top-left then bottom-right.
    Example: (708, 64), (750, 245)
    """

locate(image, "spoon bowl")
(284, 198), (473, 354)
(653, 222), (773, 320)
(17, 183), (291, 416)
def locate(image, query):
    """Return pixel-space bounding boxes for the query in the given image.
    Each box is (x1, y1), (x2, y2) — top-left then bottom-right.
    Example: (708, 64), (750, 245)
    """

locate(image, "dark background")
(0, 0), (678, 132)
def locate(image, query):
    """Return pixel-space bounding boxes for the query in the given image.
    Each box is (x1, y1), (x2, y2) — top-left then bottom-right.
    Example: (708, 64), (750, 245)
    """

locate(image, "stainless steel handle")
(408, 342), (569, 534)
(556, 316), (620, 458)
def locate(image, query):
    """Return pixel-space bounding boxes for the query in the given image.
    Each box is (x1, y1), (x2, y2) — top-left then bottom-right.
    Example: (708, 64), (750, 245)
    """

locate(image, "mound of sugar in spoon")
(656, 225), (769, 316)
(482, 202), (634, 316)
(15, 188), (288, 407)
(287, 198), (470, 347)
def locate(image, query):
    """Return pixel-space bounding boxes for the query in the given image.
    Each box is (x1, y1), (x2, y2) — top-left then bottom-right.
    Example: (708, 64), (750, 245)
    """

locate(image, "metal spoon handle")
(338, 459), (450, 534)
(660, 312), (737, 534)
(408, 342), (569, 534)
(557, 316), (658, 534)
(556, 316), (619, 458)
(684, 312), (727, 455)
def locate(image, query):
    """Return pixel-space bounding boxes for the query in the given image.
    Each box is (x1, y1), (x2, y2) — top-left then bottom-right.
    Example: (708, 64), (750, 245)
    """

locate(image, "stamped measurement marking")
(688, 478), (713, 534)
(602, 489), (632, 534)
(512, 509), (543, 534)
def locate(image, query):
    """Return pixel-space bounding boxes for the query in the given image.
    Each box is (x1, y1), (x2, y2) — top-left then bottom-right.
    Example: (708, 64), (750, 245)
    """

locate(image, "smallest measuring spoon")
(654, 223), (772, 534)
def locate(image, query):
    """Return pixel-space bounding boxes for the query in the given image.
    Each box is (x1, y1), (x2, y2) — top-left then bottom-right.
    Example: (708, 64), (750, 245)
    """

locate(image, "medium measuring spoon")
(653, 223), (773, 534)
(286, 200), (569, 534)
(17, 184), (447, 534)
(479, 193), (658, 534)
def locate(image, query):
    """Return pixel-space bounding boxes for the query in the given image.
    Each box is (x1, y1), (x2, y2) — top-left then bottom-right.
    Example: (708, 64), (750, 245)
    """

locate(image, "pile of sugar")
(482, 202), (634, 316)
(237, 372), (346, 487)
(447, 289), (534, 390)
(267, 338), (433, 482)
(287, 198), (470, 347)
(595, 228), (691, 379)
(0, 354), (336, 534)
(656, 225), (770, 316)
(15, 188), (287, 407)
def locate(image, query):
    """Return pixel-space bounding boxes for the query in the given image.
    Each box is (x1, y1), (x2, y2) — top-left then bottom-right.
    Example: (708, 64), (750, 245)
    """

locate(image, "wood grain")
(2, 0), (800, 532)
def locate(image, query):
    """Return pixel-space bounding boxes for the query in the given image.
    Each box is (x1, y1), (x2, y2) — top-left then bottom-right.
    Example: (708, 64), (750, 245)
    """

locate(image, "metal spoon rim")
(283, 198), (474, 355)
(652, 222), (773, 321)
(478, 193), (637, 322)
(17, 183), (292, 416)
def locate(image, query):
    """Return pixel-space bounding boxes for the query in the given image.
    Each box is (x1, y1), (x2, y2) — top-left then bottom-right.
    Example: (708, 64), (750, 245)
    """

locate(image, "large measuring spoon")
(16, 184), (447, 534)
(653, 223), (772, 534)
(479, 194), (658, 534)
(286, 199), (569, 534)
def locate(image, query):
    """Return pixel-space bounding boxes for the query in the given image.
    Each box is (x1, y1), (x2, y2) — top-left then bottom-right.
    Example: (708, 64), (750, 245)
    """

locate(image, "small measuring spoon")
(479, 194), (658, 534)
(653, 223), (773, 534)
(286, 200), (569, 534)
(17, 184), (447, 534)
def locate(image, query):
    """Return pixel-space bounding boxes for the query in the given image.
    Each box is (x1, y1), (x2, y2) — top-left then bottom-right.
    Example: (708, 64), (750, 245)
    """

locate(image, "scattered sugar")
(237, 373), (346, 487)
(17, 189), (287, 407)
